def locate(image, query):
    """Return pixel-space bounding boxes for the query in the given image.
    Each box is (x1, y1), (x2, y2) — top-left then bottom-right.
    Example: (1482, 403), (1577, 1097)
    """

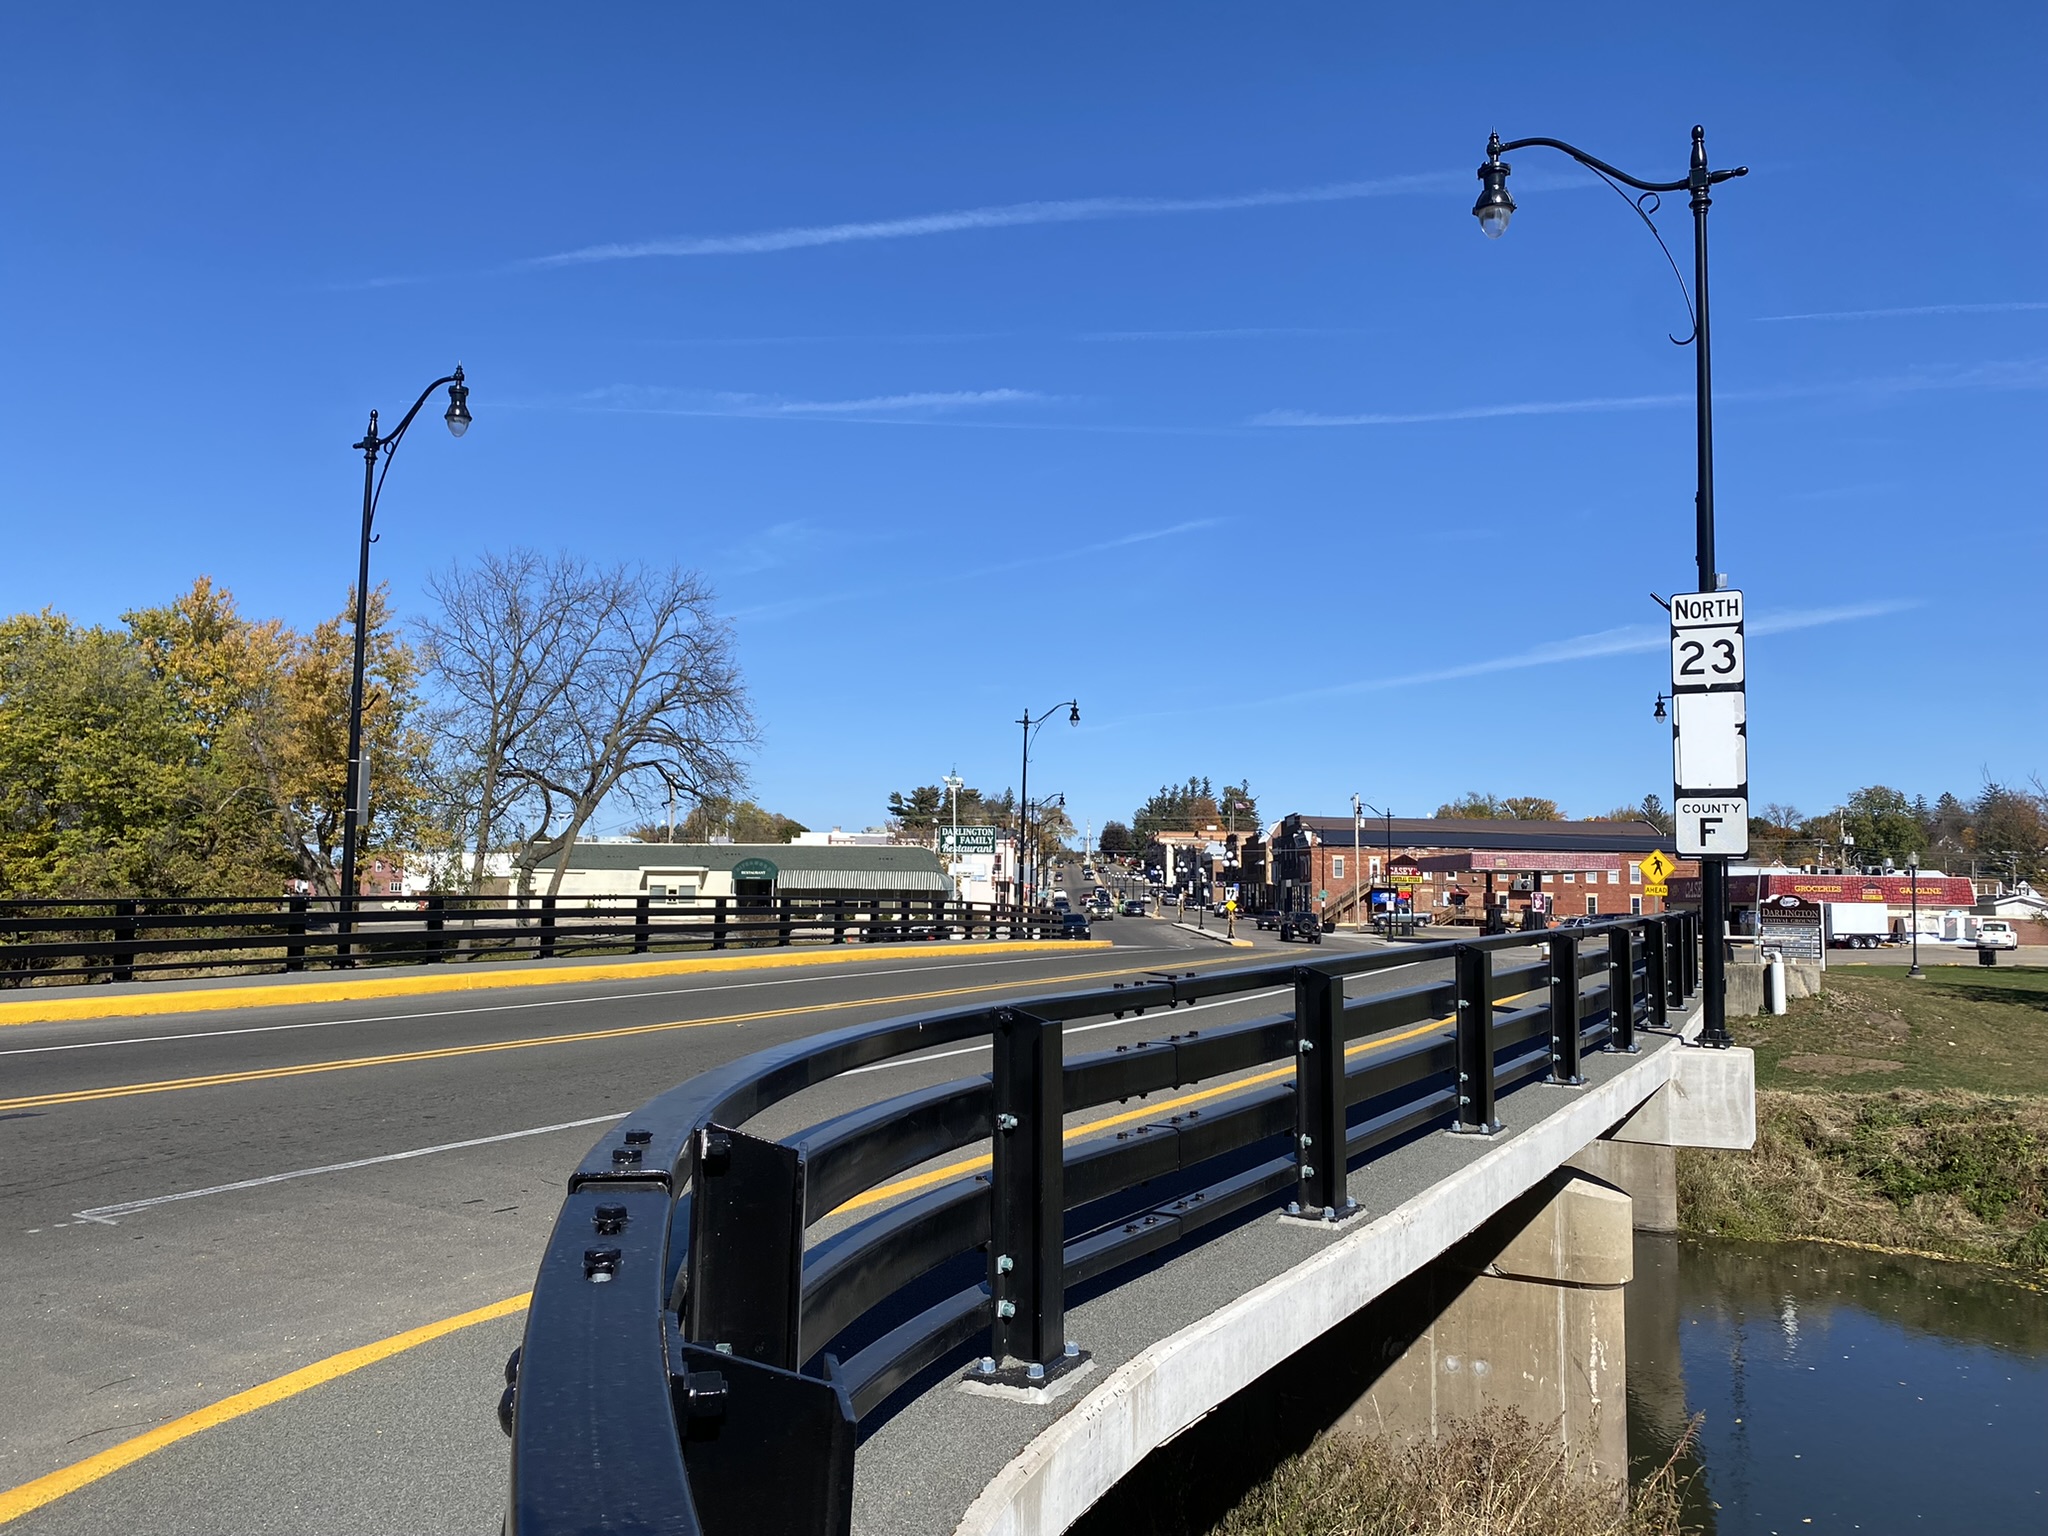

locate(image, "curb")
(0, 940), (1114, 1026)
(1170, 922), (1254, 948)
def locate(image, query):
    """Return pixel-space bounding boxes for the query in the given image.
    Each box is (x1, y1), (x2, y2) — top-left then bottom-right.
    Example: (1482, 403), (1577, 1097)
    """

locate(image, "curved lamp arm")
(353, 365), (471, 530)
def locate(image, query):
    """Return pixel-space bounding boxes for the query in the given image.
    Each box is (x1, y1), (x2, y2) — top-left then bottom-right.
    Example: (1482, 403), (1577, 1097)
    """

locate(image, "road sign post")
(1668, 589), (1743, 1048)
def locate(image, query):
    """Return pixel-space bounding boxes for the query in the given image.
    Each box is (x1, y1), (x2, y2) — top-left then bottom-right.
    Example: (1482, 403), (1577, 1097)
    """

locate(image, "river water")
(1628, 1235), (2048, 1533)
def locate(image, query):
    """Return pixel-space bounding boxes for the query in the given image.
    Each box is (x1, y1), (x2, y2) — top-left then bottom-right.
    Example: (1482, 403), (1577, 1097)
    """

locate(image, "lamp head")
(1473, 136), (1515, 239)
(1653, 694), (1668, 721)
(444, 366), (472, 438)
(1068, 703), (1080, 726)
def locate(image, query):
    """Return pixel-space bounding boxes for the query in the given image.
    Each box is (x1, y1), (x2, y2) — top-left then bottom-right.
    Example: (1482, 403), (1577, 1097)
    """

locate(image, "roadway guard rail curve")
(504, 911), (1701, 1536)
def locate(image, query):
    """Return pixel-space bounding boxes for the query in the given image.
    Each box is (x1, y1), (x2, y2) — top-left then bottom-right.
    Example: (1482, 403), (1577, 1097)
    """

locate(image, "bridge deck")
(855, 1002), (1706, 1536)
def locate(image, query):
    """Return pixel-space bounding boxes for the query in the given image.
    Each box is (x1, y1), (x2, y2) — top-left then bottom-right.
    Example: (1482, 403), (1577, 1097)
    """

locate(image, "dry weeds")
(1209, 1408), (1698, 1536)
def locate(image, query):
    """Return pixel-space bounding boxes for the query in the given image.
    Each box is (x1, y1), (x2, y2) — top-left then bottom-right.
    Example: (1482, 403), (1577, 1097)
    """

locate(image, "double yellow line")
(4, 987), (1458, 1531)
(0, 956), (1242, 1115)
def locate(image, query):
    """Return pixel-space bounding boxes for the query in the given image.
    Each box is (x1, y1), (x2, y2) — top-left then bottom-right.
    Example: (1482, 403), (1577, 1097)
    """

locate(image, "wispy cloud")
(730, 518), (1220, 623)
(1754, 301), (2048, 323)
(1107, 600), (1920, 727)
(523, 173), (1458, 268)
(1251, 358), (2048, 428)
(570, 385), (1050, 420)
(1269, 600), (1922, 704)
(1251, 392), (1690, 428)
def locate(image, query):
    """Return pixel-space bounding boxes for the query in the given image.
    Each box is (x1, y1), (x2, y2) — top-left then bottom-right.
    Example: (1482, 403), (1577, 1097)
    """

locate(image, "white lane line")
(67, 1113), (627, 1226)
(0, 948), (1177, 1059)
(841, 988), (1295, 1076)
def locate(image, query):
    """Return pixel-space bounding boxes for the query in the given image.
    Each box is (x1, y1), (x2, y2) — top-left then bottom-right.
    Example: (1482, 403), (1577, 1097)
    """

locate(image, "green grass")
(1741, 966), (2048, 1095)
(1678, 968), (2048, 1273)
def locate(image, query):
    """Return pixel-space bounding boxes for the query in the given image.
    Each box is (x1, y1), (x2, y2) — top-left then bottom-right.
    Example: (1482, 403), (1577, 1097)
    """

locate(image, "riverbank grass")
(1680, 966), (2048, 1272)
(1210, 1409), (1693, 1536)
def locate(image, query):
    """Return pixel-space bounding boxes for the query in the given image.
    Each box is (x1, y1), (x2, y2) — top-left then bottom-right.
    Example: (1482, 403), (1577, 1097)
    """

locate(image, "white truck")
(1824, 902), (1892, 949)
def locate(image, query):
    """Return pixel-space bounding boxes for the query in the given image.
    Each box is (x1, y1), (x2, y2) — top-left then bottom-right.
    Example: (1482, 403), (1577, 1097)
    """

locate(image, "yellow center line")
(0, 956), (1246, 1114)
(833, 1012), (1456, 1216)
(0, 966), (1506, 1524)
(0, 1292), (532, 1526)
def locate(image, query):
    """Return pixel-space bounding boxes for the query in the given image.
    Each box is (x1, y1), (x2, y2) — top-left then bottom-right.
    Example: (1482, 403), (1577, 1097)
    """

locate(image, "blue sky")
(4, 4), (2042, 841)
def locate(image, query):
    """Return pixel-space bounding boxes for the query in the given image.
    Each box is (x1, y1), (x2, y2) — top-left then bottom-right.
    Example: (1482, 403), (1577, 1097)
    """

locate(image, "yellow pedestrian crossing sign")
(1638, 849), (1676, 884)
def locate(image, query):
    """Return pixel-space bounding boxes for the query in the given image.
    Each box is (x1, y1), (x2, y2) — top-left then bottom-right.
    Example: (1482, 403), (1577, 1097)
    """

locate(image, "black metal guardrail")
(0, 895), (1059, 987)
(503, 911), (1701, 1536)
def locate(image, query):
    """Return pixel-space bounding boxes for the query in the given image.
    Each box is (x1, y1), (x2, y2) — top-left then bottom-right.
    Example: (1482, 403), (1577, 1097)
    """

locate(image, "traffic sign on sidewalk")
(1638, 849), (1676, 884)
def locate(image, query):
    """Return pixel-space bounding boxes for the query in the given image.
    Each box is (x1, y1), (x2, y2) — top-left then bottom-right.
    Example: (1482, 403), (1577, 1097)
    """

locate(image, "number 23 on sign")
(1671, 625), (1743, 687)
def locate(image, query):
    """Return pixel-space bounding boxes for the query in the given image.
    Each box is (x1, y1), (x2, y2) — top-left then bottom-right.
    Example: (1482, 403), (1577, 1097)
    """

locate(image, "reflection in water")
(1628, 1235), (2048, 1534)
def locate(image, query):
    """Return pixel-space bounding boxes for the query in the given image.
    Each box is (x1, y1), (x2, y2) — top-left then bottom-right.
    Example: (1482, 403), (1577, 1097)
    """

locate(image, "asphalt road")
(0, 913), (1434, 1534)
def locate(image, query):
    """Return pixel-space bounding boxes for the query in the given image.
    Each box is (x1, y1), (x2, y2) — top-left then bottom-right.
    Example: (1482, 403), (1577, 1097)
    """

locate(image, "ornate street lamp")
(340, 366), (471, 945)
(1474, 125), (1746, 1047)
(1016, 701), (1078, 912)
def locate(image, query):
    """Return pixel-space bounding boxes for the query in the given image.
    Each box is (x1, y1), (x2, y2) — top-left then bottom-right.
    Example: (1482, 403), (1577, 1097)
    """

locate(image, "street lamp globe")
(444, 369), (472, 438)
(1473, 152), (1515, 239)
(1068, 703), (1080, 725)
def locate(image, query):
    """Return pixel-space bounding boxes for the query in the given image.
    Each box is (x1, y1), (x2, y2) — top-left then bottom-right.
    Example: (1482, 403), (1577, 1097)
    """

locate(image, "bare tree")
(420, 551), (755, 894)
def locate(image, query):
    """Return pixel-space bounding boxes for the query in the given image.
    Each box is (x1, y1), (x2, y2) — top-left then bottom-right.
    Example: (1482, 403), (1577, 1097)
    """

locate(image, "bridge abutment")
(1568, 1138), (1678, 1232)
(1340, 1169), (1633, 1485)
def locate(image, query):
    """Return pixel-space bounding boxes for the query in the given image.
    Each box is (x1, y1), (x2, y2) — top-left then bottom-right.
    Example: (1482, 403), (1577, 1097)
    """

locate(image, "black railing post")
(1665, 919), (1685, 1009)
(1606, 927), (1639, 1052)
(424, 894), (447, 962)
(538, 895), (557, 960)
(779, 896), (793, 947)
(111, 900), (137, 984)
(633, 894), (651, 954)
(1547, 932), (1583, 1085)
(1646, 917), (1670, 1029)
(1683, 910), (1700, 995)
(1290, 965), (1353, 1218)
(713, 896), (728, 951)
(832, 898), (847, 945)
(1453, 945), (1501, 1134)
(989, 1006), (1066, 1370)
(684, 1124), (806, 1369)
(284, 894), (308, 974)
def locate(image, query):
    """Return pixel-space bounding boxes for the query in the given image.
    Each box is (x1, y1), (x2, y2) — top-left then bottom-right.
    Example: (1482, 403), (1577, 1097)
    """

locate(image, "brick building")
(1260, 815), (1694, 927)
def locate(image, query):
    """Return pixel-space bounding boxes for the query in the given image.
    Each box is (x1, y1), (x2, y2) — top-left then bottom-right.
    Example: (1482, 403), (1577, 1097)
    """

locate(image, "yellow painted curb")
(0, 940), (1113, 1027)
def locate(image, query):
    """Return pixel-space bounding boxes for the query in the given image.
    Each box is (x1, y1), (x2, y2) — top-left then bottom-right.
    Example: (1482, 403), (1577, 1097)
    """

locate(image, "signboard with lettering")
(938, 825), (1000, 855)
(730, 857), (780, 882)
(1669, 587), (1748, 857)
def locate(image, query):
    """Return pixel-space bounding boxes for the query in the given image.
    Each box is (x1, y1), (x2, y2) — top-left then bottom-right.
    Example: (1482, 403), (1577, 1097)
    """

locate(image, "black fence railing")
(0, 895), (1063, 988)
(503, 911), (1701, 1536)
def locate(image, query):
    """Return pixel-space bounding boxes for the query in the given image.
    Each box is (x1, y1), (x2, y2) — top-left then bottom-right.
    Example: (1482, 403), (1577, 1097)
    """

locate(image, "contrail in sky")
(524, 173), (1458, 267)
(1753, 301), (2048, 322)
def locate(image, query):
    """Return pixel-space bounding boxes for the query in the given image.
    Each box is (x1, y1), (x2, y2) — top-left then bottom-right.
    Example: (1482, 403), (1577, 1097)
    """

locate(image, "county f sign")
(1678, 797), (1749, 855)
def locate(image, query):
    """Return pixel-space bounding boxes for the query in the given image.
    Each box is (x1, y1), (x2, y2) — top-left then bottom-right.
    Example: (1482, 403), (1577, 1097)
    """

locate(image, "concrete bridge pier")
(1340, 1169), (1634, 1485)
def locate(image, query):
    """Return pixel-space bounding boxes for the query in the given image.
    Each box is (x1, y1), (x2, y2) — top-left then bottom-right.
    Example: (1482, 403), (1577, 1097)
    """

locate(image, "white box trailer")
(1825, 902), (1891, 949)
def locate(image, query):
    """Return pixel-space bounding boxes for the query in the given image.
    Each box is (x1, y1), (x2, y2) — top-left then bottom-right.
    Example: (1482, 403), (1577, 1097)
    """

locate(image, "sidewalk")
(0, 938), (1108, 1026)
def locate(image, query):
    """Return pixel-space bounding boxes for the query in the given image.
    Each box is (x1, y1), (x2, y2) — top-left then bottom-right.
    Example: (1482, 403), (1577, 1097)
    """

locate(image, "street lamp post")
(1907, 851), (1924, 979)
(340, 367), (471, 948)
(943, 771), (965, 899)
(1357, 798), (1394, 932)
(1474, 124), (1746, 1047)
(1016, 702), (1078, 913)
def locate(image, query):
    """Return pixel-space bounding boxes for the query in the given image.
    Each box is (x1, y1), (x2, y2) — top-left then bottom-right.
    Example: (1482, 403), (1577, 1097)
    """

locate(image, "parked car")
(1254, 909), (1281, 930)
(1554, 915), (1601, 929)
(1060, 911), (1093, 940)
(1976, 919), (2020, 951)
(1278, 910), (1323, 944)
(1119, 898), (1147, 917)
